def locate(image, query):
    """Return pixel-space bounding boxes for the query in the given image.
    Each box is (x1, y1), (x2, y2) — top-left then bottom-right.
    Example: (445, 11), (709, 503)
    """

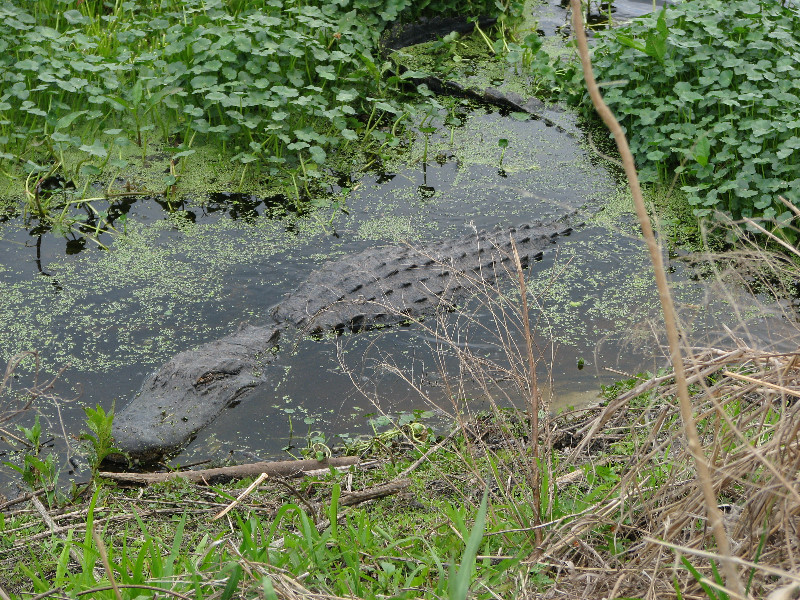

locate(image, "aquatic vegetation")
(0, 0), (515, 240)
(577, 0), (800, 229)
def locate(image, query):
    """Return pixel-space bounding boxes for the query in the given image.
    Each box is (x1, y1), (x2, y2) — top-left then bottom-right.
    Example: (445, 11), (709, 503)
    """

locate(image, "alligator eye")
(386, 269), (399, 277)
(350, 283), (363, 293)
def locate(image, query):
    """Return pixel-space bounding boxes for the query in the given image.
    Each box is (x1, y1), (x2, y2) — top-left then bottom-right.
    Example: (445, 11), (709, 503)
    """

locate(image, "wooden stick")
(213, 472), (268, 520)
(723, 370), (800, 399)
(0, 487), (51, 513)
(99, 456), (361, 485)
(568, 2), (745, 596)
(339, 478), (410, 506)
(31, 494), (84, 567)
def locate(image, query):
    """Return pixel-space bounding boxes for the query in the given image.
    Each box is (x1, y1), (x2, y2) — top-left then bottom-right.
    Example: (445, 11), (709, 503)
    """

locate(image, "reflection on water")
(538, 0), (674, 36)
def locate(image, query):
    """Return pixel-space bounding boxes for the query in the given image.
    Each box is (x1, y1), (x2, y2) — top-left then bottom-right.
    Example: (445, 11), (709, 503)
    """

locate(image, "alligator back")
(271, 222), (570, 334)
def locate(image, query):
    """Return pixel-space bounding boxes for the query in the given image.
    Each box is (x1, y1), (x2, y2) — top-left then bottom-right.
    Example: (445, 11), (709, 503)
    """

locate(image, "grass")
(3, 192), (800, 597)
(4, 332), (800, 598)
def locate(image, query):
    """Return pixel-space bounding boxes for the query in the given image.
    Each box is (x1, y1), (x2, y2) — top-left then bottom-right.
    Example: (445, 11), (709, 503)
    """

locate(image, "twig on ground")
(99, 456), (362, 485)
(31, 494), (84, 567)
(213, 472), (269, 521)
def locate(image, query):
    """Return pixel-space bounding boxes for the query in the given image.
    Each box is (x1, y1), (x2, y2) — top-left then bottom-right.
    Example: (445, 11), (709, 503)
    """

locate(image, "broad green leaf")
(79, 140), (107, 158)
(693, 135), (710, 167)
(55, 111), (87, 131)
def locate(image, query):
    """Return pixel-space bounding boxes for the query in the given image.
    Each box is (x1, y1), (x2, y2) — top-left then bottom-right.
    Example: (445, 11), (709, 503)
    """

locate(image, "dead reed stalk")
(569, 1), (746, 596)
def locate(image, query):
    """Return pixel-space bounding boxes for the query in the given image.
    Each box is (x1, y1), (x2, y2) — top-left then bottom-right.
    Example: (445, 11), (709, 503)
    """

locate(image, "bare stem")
(568, 2), (746, 597)
(511, 239), (542, 547)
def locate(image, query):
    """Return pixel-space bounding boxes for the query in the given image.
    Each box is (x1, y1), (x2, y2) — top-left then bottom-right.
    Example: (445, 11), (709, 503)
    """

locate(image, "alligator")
(111, 221), (572, 462)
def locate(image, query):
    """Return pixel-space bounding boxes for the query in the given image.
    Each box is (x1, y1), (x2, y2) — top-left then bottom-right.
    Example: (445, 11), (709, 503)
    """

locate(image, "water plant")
(497, 137), (508, 169)
(79, 404), (122, 476)
(578, 0), (800, 230)
(0, 0), (518, 243)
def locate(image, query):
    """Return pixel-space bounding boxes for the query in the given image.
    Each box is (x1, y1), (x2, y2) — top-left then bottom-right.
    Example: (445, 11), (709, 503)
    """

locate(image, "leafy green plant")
(497, 137), (509, 169)
(7, 452), (57, 492)
(80, 404), (123, 475)
(681, 556), (730, 600)
(580, 0), (800, 229)
(15, 414), (43, 455)
(301, 430), (332, 461)
(2, 415), (60, 494)
(448, 489), (490, 600)
(0, 0), (514, 243)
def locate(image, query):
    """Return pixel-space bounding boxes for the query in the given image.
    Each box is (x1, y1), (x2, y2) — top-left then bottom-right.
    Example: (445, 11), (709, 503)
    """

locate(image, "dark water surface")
(0, 0), (792, 488)
(536, 0), (674, 37)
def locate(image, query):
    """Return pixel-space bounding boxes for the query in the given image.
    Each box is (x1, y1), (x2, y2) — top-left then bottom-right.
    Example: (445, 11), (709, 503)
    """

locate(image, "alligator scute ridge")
(111, 221), (572, 462)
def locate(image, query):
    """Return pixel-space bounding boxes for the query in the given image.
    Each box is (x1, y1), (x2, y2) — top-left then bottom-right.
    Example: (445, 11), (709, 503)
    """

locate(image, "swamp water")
(0, 102), (791, 492)
(0, 0), (794, 488)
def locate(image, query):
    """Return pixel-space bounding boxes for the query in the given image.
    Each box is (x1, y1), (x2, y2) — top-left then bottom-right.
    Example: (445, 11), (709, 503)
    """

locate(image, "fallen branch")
(99, 456), (362, 485)
(339, 478), (410, 506)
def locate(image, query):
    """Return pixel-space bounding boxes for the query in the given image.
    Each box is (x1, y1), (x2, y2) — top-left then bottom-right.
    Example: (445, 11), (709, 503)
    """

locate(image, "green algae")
(391, 28), (542, 101)
(356, 215), (420, 241)
(0, 214), (325, 373)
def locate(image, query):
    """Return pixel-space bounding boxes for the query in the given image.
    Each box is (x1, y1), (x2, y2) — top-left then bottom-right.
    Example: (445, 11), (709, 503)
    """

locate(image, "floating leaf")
(80, 164), (102, 177)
